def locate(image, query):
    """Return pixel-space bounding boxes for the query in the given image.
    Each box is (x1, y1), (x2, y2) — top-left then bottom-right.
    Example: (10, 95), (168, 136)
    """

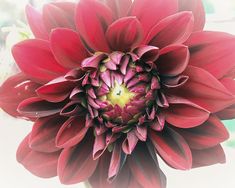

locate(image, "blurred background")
(0, 0), (235, 188)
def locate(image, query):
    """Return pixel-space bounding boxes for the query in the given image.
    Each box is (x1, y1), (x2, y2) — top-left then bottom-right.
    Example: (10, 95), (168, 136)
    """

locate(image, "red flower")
(1, 0), (235, 187)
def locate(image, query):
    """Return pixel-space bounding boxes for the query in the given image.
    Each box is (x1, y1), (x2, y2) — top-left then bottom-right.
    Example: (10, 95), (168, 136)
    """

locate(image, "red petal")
(18, 97), (63, 118)
(42, 3), (75, 32)
(168, 66), (235, 112)
(157, 44), (189, 76)
(106, 17), (143, 51)
(75, 0), (112, 52)
(130, 0), (178, 39)
(50, 28), (89, 69)
(17, 134), (61, 178)
(105, 0), (132, 18)
(178, 0), (205, 31)
(191, 145), (226, 168)
(185, 31), (235, 79)
(25, 5), (48, 40)
(36, 77), (76, 103)
(175, 115), (229, 149)
(133, 45), (159, 62)
(56, 116), (88, 148)
(0, 73), (40, 117)
(29, 116), (67, 153)
(150, 127), (192, 170)
(146, 11), (194, 48)
(163, 96), (209, 128)
(58, 135), (98, 184)
(12, 39), (68, 84)
(128, 144), (166, 188)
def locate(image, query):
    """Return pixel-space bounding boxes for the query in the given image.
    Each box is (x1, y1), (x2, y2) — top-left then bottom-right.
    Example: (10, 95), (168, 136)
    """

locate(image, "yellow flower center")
(107, 82), (135, 108)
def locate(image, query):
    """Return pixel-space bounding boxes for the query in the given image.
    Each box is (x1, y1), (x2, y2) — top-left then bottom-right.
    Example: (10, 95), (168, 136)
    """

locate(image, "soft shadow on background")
(0, 0), (235, 188)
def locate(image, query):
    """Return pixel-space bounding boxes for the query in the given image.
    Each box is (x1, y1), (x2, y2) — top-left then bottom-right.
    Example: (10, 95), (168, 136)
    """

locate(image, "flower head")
(1, 0), (235, 187)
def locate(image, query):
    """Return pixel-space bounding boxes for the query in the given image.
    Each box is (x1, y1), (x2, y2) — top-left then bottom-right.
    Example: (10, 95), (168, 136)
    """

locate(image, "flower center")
(106, 81), (135, 108)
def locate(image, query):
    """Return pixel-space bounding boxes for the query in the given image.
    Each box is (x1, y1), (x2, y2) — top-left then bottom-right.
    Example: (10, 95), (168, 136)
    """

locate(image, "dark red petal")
(150, 127), (192, 170)
(163, 96), (209, 128)
(42, 3), (75, 32)
(0, 73), (40, 117)
(128, 144), (166, 188)
(128, 177), (143, 188)
(130, 0), (178, 39)
(58, 135), (98, 184)
(17, 134), (61, 178)
(50, 28), (89, 69)
(216, 105), (235, 120)
(12, 39), (68, 84)
(18, 97), (63, 118)
(157, 44), (189, 76)
(29, 116), (67, 153)
(25, 5), (48, 40)
(174, 115), (229, 150)
(133, 45), (159, 62)
(178, 0), (205, 31)
(105, 0), (132, 18)
(36, 77), (76, 103)
(76, 0), (112, 52)
(56, 116), (88, 148)
(191, 145), (226, 168)
(185, 31), (235, 79)
(146, 11), (194, 48)
(168, 66), (235, 112)
(106, 17), (143, 52)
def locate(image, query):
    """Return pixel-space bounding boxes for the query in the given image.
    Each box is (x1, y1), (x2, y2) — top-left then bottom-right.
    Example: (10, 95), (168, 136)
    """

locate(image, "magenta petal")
(185, 31), (235, 79)
(128, 144), (166, 188)
(17, 134), (61, 178)
(58, 136), (98, 184)
(76, 0), (112, 52)
(25, 5), (48, 40)
(175, 115), (229, 149)
(106, 17), (143, 51)
(56, 116), (88, 148)
(12, 39), (68, 84)
(105, 0), (132, 18)
(30, 116), (67, 153)
(18, 97), (63, 118)
(192, 145), (226, 168)
(150, 127), (192, 170)
(146, 11), (194, 48)
(122, 131), (139, 154)
(157, 44), (189, 76)
(178, 0), (205, 31)
(130, 0), (178, 39)
(50, 28), (89, 69)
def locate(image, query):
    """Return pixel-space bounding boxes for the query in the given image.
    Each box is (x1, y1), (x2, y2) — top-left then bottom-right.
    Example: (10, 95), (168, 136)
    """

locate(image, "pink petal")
(0, 73), (40, 117)
(75, 0), (112, 52)
(12, 39), (68, 84)
(163, 95), (210, 128)
(17, 134), (61, 178)
(93, 134), (107, 160)
(122, 131), (139, 154)
(178, 0), (205, 31)
(174, 115), (229, 149)
(56, 116), (88, 148)
(18, 97), (63, 118)
(130, 0), (178, 39)
(150, 127), (192, 170)
(128, 144), (166, 188)
(30, 115), (67, 153)
(157, 44), (189, 76)
(36, 77), (76, 103)
(185, 31), (235, 79)
(192, 145), (226, 168)
(50, 28), (89, 69)
(25, 5), (48, 40)
(168, 66), (235, 112)
(42, 3), (75, 32)
(105, 0), (132, 18)
(146, 11), (194, 48)
(106, 17), (143, 51)
(58, 136), (98, 184)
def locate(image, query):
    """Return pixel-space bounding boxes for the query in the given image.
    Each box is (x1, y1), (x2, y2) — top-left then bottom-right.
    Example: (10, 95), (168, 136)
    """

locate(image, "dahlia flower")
(1, 0), (235, 187)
